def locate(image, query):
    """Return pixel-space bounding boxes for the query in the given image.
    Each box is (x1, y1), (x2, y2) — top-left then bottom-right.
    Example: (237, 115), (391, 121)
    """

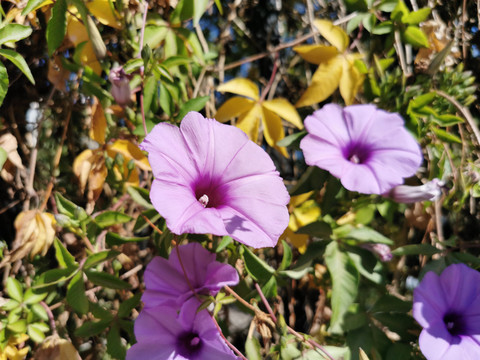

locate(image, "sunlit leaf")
(0, 49), (35, 84)
(339, 55), (364, 105)
(237, 103), (262, 142)
(262, 98), (303, 129)
(215, 97), (255, 122)
(67, 271), (88, 315)
(0, 62), (7, 107)
(21, 0), (52, 15)
(217, 78), (259, 101)
(293, 44), (339, 65)
(314, 19), (349, 52)
(86, 0), (122, 29)
(107, 139), (150, 171)
(295, 57), (343, 108)
(89, 100), (107, 144)
(0, 24), (32, 46)
(46, 0), (67, 55)
(261, 106), (288, 157)
(403, 26), (429, 48)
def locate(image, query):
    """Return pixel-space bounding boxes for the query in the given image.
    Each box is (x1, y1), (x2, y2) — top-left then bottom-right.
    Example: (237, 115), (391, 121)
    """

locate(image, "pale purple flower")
(300, 104), (423, 194)
(109, 67), (132, 106)
(126, 299), (238, 360)
(141, 111), (290, 248)
(387, 178), (445, 203)
(413, 263), (480, 360)
(142, 242), (239, 308)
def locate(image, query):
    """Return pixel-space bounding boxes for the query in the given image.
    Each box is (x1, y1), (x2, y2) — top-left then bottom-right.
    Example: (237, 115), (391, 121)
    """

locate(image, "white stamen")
(198, 194), (209, 207)
(349, 154), (360, 164)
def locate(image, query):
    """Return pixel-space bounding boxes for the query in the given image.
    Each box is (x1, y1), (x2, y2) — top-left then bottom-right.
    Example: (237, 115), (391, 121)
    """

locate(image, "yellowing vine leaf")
(89, 99), (107, 145)
(86, 0), (122, 29)
(295, 20), (364, 107)
(0, 334), (29, 360)
(217, 78), (259, 100)
(282, 192), (320, 253)
(314, 19), (349, 52)
(73, 148), (107, 203)
(8, 210), (56, 262)
(216, 78), (303, 156)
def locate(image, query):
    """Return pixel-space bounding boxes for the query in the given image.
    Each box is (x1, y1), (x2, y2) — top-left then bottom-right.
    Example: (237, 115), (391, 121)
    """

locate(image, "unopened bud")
(109, 67), (132, 106)
(386, 179), (445, 204)
(361, 243), (393, 262)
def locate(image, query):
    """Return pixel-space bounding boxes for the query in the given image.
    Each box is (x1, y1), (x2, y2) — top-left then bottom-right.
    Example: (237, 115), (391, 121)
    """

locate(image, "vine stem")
(210, 314), (248, 360)
(40, 301), (57, 336)
(259, 52), (279, 102)
(139, 1), (149, 137)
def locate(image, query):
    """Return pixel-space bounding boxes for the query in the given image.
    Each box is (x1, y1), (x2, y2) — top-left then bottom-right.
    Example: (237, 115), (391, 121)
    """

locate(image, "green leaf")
(0, 24), (32, 46)
(118, 293), (141, 318)
(94, 211), (133, 228)
(371, 21), (393, 35)
(85, 270), (132, 290)
(31, 303), (49, 321)
(46, 0), (67, 55)
(162, 55), (192, 68)
(176, 96), (209, 121)
(432, 127), (462, 144)
(409, 92), (436, 109)
(370, 294), (411, 313)
(105, 232), (148, 246)
(107, 323), (126, 360)
(403, 7), (431, 25)
(143, 75), (157, 114)
(27, 323), (46, 343)
(276, 131), (306, 148)
(7, 319), (27, 333)
(75, 319), (111, 337)
(0, 49), (35, 84)
(6, 278), (23, 302)
(392, 244), (442, 256)
(127, 186), (154, 209)
(23, 288), (47, 305)
(296, 221), (332, 238)
(338, 226), (394, 245)
(22, 0), (48, 15)
(34, 268), (75, 289)
(0, 147), (7, 170)
(83, 250), (120, 269)
(325, 242), (359, 333)
(242, 246), (275, 282)
(0, 62), (8, 107)
(214, 235), (233, 253)
(67, 271), (89, 315)
(245, 337), (262, 360)
(432, 114), (464, 127)
(279, 240), (292, 271)
(54, 193), (82, 218)
(402, 26), (429, 48)
(261, 274), (277, 298)
(159, 81), (173, 116)
(54, 238), (77, 269)
(391, 0), (409, 22)
(290, 166), (328, 196)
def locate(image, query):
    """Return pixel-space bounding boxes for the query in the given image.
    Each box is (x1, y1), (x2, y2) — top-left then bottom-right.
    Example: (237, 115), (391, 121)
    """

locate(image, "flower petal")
(413, 271), (449, 328)
(126, 341), (176, 360)
(150, 179), (227, 236)
(440, 264), (480, 314)
(418, 325), (454, 360)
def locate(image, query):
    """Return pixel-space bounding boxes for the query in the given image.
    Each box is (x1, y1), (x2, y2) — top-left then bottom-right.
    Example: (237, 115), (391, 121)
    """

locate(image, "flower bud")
(361, 243), (393, 262)
(387, 179), (445, 204)
(109, 67), (132, 106)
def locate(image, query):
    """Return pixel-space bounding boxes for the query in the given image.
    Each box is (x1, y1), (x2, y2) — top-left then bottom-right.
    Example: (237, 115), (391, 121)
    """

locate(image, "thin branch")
(436, 90), (480, 147)
(210, 314), (248, 360)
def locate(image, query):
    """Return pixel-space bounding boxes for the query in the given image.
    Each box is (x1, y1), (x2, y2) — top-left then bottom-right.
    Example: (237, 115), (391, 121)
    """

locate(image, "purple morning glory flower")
(413, 263), (480, 360)
(387, 178), (445, 203)
(126, 299), (238, 360)
(141, 111), (290, 248)
(300, 104), (423, 194)
(142, 242), (239, 308)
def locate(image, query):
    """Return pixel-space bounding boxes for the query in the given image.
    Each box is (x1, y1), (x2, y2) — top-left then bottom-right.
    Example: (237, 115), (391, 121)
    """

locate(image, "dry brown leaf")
(47, 56), (70, 92)
(34, 335), (81, 360)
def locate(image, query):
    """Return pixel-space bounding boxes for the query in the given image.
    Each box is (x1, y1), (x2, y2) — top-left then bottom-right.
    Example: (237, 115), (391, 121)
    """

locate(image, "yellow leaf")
(262, 98), (303, 129)
(294, 44), (339, 65)
(237, 103), (262, 142)
(35, 335), (81, 360)
(217, 78), (259, 101)
(107, 140), (150, 171)
(314, 19), (349, 52)
(261, 107), (288, 157)
(295, 56), (343, 108)
(73, 149), (107, 198)
(339, 56), (364, 105)
(289, 191), (315, 209)
(283, 226), (308, 254)
(215, 97), (255, 122)
(89, 100), (107, 145)
(86, 0), (122, 29)
(73, 149), (95, 193)
(78, 43), (102, 75)
(293, 199), (321, 226)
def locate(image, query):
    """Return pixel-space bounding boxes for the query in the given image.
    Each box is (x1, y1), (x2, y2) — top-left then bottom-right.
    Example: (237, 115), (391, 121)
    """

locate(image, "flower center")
(443, 312), (467, 336)
(344, 142), (371, 164)
(176, 331), (203, 357)
(194, 177), (224, 209)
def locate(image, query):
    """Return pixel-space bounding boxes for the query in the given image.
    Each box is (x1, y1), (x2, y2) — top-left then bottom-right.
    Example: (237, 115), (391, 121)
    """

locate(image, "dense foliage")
(0, 0), (479, 359)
